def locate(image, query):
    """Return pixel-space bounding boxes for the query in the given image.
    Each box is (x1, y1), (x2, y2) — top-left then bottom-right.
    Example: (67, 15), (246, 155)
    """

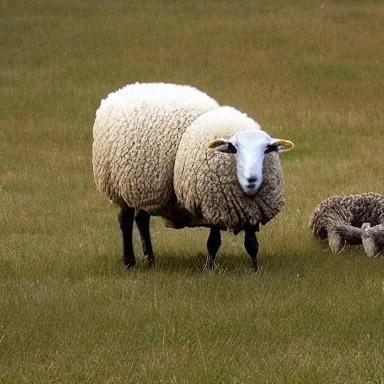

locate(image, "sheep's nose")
(239, 176), (260, 196)
(246, 177), (257, 190)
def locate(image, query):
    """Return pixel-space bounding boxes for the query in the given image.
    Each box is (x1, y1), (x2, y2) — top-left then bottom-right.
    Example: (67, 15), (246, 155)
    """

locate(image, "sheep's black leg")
(118, 207), (136, 267)
(244, 228), (259, 271)
(135, 210), (155, 266)
(206, 226), (221, 269)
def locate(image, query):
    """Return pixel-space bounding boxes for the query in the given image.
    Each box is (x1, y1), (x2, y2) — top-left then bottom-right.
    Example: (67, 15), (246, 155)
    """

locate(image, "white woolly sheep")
(309, 193), (384, 255)
(93, 83), (294, 270)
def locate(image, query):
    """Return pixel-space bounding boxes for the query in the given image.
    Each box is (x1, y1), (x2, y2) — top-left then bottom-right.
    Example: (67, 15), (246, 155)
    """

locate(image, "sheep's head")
(206, 129), (294, 196)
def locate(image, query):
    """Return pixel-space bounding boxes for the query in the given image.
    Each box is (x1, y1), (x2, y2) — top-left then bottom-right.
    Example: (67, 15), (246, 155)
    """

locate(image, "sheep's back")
(93, 84), (219, 214)
(309, 193), (384, 238)
(174, 107), (285, 232)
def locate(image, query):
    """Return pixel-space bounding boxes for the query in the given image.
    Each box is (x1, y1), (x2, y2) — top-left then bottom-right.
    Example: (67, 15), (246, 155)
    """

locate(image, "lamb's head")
(206, 129), (294, 196)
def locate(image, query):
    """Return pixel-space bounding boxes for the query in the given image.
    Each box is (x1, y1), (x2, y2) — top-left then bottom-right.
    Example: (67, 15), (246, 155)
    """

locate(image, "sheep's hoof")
(204, 254), (216, 269)
(251, 260), (258, 271)
(146, 258), (155, 268)
(123, 258), (136, 268)
(362, 237), (380, 258)
(328, 231), (344, 254)
(204, 258), (216, 271)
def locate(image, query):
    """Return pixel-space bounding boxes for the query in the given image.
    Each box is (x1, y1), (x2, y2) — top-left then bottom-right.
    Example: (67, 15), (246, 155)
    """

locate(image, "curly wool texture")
(93, 83), (219, 215)
(173, 107), (285, 233)
(309, 193), (384, 252)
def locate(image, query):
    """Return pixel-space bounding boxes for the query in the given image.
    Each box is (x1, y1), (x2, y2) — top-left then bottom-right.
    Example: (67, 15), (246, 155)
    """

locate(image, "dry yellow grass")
(1, 0), (384, 383)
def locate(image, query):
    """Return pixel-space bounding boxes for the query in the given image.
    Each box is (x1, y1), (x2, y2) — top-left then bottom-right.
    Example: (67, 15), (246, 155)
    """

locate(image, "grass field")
(1, 0), (384, 382)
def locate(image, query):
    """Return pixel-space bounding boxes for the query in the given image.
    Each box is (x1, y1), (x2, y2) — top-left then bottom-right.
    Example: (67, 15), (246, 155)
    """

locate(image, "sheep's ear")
(206, 138), (237, 154)
(265, 139), (294, 154)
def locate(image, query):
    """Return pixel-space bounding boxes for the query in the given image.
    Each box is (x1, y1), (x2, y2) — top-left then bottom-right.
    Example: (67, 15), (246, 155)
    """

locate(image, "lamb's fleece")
(173, 107), (284, 233)
(309, 193), (384, 243)
(93, 83), (219, 216)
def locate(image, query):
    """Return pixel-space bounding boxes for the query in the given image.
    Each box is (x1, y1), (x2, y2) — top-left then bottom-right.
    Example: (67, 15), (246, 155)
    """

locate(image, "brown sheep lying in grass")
(309, 193), (384, 256)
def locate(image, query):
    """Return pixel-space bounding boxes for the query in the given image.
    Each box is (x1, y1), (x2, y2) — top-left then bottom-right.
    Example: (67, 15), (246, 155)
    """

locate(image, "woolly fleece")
(309, 193), (384, 252)
(309, 193), (384, 237)
(93, 83), (219, 215)
(174, 107), (285, 233)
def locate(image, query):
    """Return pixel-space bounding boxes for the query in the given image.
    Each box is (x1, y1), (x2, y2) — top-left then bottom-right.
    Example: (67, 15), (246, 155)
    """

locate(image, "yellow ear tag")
(205, 139), (227, 150)
(275, 139), (294, 150)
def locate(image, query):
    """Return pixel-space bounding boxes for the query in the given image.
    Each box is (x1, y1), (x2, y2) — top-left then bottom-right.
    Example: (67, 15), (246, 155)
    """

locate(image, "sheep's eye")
(227, 142), (237, 154)
(265, 144), (277, 153)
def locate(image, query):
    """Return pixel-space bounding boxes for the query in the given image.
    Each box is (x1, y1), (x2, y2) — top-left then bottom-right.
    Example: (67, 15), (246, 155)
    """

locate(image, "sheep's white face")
(206, 129), (294, 196)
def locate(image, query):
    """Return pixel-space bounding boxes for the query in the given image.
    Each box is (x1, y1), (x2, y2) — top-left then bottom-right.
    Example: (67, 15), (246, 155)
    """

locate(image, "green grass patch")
(295, 63), (363, 81)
